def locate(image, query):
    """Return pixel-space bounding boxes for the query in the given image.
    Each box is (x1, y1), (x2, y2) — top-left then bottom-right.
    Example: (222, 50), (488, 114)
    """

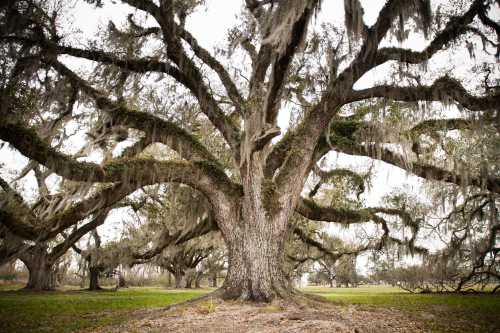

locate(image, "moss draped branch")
(309, 166), (366, 198)
(0, 121), (240, 205)
(348, 76), (500, 111)
(132, 217), (218, 262)
(139, 0), (242, 156)
(45, 58), (220, 164)
(375, 0), (483, 66)
(296, 198), (413, 226)
(49, 209), (110, 260)
(334, 140), (500, 194)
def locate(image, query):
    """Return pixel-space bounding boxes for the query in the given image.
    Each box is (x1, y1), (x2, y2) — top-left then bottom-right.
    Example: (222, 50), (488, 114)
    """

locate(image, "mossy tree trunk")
(216, 153), (299, 301)
(88, 266), (102, 291)
(117, 271), (127, 288)
(173, 271), (185, 289)
(210, 272), (217, 288)
(21, 245), (57, 291)
(194, 272), (203, 288)
(220, 223), (291, 301)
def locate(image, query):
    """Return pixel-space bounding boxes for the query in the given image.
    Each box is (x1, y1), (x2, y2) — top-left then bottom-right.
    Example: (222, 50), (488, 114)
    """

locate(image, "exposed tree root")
(81, 290), (430, 333)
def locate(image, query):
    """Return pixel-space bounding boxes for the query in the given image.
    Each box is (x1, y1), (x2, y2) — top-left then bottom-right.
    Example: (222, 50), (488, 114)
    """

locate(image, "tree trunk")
(220, 221), (291, 302)
(88, 267), (101, 291)
(24, 257), (56, 291)
(194, 272), (202, 288)
(174, 272), (185, 288)
(167, 271), (172, 287)
(210, 272), (217, 288)
(118, 272), (127, 288)
(213, 125), (313, 302)
(20, 244), (57, 291)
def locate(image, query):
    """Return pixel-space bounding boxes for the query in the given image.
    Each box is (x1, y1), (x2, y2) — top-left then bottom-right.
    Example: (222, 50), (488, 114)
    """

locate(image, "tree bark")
(194, 272), (202, 288)
(210, 272), (217, 288)
(220, 219), (291, 302)
(185, 276), (193, 289)
(18, 244), (58, 291)
(117, 272), (127, 288)
(88, 267), (102, 291)
(174, 271), (185, 288)
(167, 271), (172, 287)
(23, 255), (57, 291)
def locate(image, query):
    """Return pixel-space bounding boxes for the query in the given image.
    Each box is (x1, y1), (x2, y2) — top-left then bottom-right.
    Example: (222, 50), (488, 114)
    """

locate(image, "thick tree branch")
(154, 0), (242, 156)
(49, 209), (110, 260)
(44, 58), (220, 164)
(177, 26), (245, 112)
(0, 36), (183, 79)
(337, 142), (500, 194)
(376, 1), (483, 66)
(3, 39), (241, 156)
(349, 77), (500, 111)
(409, 118), (474, 136)
(0, 120), (240, 206)
(0, 177), (38, 239)
(296, 198), (413, 227)
(309, 166), (366, 198)
(132, 216), (218, 261)
(121, 0), (160, 18)
(263, 1), (316, 124)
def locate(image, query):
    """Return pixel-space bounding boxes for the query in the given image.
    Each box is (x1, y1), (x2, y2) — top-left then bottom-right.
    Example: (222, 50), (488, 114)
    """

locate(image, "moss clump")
(302, 198), (322, 216)
(262, 179), (281, 216)
(104, 161), (128, 175)
(194, 160), (229, 182)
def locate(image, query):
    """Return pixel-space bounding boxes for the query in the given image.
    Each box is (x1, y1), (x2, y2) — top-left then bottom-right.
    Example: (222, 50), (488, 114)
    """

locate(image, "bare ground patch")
(81, 298), (431, 333)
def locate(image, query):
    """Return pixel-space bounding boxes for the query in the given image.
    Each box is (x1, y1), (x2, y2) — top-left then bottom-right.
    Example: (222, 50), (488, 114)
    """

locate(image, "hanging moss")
(344, 0), (365, 40)
(0, 124), (103, 182)
(114, 107), (215, 161)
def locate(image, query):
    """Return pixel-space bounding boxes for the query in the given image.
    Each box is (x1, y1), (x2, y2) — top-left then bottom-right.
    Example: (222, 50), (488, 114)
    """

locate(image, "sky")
(1, 0), (498, 274)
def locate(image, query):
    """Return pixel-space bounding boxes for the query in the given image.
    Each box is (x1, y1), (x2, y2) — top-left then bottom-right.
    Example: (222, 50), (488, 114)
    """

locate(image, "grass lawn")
(0, 284), (211, 333)
(0, 284), (498, 333)
(305, 285), (500, 333)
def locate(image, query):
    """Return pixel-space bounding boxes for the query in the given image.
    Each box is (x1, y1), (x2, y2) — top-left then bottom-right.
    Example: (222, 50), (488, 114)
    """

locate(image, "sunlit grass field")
(305, 285), (500, 332)
(0, 284), (498, 332)
(0, 285), (211, 333)
(305, 285), (499, 308)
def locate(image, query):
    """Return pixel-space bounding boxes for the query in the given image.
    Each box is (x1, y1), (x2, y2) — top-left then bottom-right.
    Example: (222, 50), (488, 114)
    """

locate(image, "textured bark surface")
(19, 244), (57, 291)
(220, 213), (292, 301)
(88, 267), (102, 291)
(24, 258), (56, 291)
(174, 272), (185, 289)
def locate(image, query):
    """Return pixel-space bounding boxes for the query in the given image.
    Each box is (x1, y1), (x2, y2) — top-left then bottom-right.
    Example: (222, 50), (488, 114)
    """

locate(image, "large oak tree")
(0, 0), (499, 301)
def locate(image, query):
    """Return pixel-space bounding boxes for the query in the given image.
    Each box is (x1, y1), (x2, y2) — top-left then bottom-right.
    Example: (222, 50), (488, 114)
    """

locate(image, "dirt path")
(83, 299), (430, 333)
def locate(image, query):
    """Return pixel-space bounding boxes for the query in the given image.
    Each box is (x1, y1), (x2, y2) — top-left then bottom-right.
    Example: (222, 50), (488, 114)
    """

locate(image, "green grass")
(0, 285), (211, 333)
(305, 285), (500, 333)
(0, 284), (498, 333)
